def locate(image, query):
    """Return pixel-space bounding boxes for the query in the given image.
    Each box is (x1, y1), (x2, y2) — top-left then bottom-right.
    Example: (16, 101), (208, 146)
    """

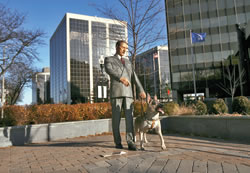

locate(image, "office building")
(135, 46), (171, 99)
(32, 67), (50, 104)
(165, 0), (250, 101)
(233, 21), (250, 92)
(50, 13), (127, 104)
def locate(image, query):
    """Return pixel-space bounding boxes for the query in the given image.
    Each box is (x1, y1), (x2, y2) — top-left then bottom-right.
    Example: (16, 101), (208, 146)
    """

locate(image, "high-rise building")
(135, 46), (171, 99)
(234, 21), (250, 93)
(50, 13), (127, 104)
(165, 0), (250, 102)
(32, 67), (50, 104)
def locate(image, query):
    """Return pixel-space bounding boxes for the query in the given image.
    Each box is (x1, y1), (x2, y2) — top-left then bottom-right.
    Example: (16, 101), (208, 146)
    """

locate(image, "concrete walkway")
(0, 133), (250, 173)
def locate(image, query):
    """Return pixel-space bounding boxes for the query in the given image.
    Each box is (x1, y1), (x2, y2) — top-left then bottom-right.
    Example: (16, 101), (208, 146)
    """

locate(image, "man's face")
(116, 42), (128, 57)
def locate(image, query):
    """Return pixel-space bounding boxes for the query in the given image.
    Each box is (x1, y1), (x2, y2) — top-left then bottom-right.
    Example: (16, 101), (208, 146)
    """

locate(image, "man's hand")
(120, 77), (130, 87)
(139, 92), (146, 99)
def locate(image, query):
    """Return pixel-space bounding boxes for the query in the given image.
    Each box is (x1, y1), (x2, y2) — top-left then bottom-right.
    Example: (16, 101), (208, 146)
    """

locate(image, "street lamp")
(165, 79), (169, 85)
(98, 55), (107, 102)
(99, 55), (104, 73)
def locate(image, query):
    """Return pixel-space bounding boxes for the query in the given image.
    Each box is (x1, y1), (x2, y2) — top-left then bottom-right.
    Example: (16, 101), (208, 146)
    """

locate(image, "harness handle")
(140, 93), (148, 117)
(141, 99), (143, 117)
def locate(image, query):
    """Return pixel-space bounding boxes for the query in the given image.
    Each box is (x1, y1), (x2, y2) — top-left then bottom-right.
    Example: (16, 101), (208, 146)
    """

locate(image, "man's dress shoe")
(115, 144), (123, 149)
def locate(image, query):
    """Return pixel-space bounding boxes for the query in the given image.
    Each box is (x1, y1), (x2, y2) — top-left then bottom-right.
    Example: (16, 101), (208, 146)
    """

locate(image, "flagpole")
(153, 53), (157, 96)
(190, 30), (197, 100)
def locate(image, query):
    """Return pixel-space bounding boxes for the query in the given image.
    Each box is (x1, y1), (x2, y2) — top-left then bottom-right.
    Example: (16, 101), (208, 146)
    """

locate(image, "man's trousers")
(111, 97), (135, 145)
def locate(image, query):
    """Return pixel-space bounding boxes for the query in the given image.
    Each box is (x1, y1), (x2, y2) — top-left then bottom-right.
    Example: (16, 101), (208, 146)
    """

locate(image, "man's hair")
(116, 40), (127, 48)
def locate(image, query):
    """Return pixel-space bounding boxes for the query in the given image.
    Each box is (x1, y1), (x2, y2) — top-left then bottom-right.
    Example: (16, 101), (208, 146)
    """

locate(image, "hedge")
(0, 103), (112, 127)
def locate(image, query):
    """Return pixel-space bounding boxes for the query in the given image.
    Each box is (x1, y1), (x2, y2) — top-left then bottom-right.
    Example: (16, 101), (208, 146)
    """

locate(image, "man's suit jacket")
(104, 55), (144, 98)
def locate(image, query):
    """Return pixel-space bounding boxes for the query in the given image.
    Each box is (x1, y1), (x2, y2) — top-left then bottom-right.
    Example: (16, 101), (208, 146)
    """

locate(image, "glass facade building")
(165, 0), (250, 101)
(135, 46), (171, 99)
(32, 67), (50, 104)
(50, 13), (127, 104)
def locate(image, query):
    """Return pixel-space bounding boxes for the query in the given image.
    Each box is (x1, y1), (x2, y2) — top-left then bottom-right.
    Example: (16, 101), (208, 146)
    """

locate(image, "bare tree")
(217, 65), (246, 101)
(0, 3), (45, 77)
(3, 61), (38, 105)
(94, 0), (166, 97)
(94, 0), (166, 67)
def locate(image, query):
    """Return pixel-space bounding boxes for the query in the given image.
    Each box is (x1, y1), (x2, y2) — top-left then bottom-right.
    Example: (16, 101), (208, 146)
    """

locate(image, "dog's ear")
(147, 93), (151, 103)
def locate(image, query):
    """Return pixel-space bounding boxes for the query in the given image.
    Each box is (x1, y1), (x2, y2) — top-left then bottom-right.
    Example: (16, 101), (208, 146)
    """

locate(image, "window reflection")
(165, 0), (249, 98)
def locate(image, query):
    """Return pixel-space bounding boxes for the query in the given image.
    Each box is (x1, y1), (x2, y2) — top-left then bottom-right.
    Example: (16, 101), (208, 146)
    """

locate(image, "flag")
(153, 53), (158, 59)
(167, 89), (170, 96)
(191, 32), (206, 44)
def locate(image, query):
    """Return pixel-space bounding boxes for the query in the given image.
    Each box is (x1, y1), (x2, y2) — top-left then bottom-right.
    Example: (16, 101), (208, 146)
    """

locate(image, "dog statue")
(134, 94), (166, 150)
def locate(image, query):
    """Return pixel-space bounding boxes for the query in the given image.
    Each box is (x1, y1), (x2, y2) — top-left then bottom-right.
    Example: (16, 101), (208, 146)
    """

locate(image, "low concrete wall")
(0, 119), (126, 147)
(165, 116), (250, 143)
(1, 116), (249, 147)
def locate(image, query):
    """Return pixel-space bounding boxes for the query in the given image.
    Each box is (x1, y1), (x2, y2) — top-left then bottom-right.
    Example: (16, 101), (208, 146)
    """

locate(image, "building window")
(226, 8), (235, 16)
(219, 9), (226, 17)
(212, 44), (221, 52)
(192, 13), (200, 20)
(228, 25), (236, 32)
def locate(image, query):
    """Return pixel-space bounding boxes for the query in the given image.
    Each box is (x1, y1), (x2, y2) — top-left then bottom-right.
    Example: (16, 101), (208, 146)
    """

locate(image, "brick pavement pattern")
(0, 133), (250, 173)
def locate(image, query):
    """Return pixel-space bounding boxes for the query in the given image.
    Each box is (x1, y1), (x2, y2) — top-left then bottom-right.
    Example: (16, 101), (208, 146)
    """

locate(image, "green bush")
(232, 96), (250, 115)
(0, 114), (16, 127)
(210, 99), (228, 114)
(194, 100), (207, 115)
(204, 99), (215, 114)
(163, 102), (179, 115)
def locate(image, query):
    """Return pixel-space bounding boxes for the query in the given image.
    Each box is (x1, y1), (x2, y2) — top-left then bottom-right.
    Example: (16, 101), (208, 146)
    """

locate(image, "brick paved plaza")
(0, 133), (250, 173)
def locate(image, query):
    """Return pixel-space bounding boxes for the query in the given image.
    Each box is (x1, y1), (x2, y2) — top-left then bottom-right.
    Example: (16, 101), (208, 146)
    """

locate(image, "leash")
(140, 95), (159, 129)
(141, 97), (155, 129)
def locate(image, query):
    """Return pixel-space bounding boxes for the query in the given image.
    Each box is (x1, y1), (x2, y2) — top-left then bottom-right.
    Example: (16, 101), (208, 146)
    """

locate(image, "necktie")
(121, 57), (125, 65)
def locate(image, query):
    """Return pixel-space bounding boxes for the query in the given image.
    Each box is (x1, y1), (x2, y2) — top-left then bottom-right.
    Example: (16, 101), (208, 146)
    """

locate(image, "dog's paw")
(161, 145), (166, 150)
(141, 147), (145, 151)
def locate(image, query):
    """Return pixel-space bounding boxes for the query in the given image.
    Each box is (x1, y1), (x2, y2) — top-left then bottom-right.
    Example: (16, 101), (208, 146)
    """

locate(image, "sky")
(1, 0), (167, 105)
(1, 0), (114, 105)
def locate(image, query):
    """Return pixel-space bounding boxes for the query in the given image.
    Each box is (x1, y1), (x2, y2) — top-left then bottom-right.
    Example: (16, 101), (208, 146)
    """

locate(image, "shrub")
(210, 99), (228, 114)
(0, 105), (27, 126)
(0, 103), (113, 126)
(177, 105), (195, 115)
(184, 97), (197, 107)
(26, 104), (83, 124)
(0, 116), (15, 127)
(194, 100), (207, 115)
(163, 102), (179, 116)
(0, 111), (16, 127)
(204, 99), (215, 114)
(73, 103), (112, 120)
(232, 96), (250, 115)
(94, 103), (112, 119)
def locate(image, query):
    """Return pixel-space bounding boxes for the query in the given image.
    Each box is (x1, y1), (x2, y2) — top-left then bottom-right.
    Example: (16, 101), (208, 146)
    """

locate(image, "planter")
(1, 116), (249, 147)
(165, 115), (250, 143)
(0, 118), (126, 147)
